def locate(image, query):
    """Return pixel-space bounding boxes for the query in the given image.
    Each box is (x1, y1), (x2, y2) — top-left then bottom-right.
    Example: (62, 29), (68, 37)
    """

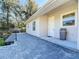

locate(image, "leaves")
(0, 0), (38, 30)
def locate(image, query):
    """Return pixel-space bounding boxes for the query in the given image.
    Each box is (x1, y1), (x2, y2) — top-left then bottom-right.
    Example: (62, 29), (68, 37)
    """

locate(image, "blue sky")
(20, 0), (48, 7)
(35, 0), (47, 7)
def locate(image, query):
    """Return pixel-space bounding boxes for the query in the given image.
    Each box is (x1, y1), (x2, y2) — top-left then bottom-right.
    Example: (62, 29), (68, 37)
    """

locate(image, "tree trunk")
(6, 6), (9, 29)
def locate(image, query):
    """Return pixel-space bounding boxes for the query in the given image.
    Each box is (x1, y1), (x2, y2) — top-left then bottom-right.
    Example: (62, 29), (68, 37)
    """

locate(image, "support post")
(77, 0), (79, 50)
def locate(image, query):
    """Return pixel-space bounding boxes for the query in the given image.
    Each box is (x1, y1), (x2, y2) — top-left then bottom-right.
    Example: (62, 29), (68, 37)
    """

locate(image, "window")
(32, 21), (36, 31)
(62, 12), (75, 26)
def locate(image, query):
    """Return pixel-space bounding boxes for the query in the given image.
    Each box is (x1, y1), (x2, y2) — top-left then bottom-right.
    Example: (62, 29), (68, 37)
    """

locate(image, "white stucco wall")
(77, 0), (79, 49)
(26, 18), (40, 37)
(39, 15), (48, 37)
(26, 15), (48, 37)
(47, 0), (77, 42)
(48, 16), (55, 37)
(26, 0), (77, 42)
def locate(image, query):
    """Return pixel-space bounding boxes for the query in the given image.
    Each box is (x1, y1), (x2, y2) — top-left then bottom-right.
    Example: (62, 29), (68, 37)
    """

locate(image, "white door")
(48, 16), (55, 37)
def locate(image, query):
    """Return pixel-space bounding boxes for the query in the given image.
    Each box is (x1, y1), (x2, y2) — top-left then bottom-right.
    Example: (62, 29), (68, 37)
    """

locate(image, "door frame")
(48, 16), (55, 37)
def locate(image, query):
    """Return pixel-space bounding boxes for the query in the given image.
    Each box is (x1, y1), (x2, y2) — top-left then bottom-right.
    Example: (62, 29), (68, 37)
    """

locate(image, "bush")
(20, 29), (26, 32)
(0, 32), (11, 39)
(0, 38), (5, 46)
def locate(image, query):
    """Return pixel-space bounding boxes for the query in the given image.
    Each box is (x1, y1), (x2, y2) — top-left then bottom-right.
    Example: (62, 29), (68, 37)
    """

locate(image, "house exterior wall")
(26, 0), (77, 42)
(47, 1), (77, 42)
(26, 18), (40, 37)
(39, 15), (48, 37)
(26, 15), (48, 37)
(48, 16), (55, 37)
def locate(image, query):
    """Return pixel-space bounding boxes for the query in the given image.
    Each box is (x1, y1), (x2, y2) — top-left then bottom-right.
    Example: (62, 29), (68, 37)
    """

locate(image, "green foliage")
(26, 0), (38, 17)
(20, 0), (38, 21)
(0, 38), (5, 46)
(0, 31), (12, 46)
(0, 0), (38, 33)
(17, 22), (25, 28)
(20, 28), (26, 32)
(0, 0), (21, 30)
(0, 22), (15, 31)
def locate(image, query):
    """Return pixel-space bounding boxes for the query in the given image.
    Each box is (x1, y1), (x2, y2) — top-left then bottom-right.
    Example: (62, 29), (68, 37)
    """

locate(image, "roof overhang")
(26, 0), (71, 24)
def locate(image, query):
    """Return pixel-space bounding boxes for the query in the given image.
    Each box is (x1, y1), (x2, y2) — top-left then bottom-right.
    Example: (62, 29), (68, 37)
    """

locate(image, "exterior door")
(48, 16), (55, 37)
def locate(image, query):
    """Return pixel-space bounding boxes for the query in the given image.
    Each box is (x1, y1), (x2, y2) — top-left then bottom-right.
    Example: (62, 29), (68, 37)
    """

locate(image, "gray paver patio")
(0, 33), (79, 59)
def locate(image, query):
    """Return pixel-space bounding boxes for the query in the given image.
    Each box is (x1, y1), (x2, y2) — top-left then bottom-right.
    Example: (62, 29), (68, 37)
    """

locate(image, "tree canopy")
(0, 0), (38, 31)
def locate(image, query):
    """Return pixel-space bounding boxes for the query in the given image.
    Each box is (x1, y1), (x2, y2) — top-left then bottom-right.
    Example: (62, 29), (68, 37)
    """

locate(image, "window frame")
(32, 21), (36, 31)
(61, 11), (77, 27)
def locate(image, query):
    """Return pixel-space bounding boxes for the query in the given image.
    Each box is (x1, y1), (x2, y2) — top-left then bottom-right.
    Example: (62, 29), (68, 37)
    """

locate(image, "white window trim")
(32, 21), (36, 31)
(60, 10), (77, 28)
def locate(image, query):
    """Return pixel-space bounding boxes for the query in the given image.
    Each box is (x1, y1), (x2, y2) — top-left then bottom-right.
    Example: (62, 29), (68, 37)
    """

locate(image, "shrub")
(0, 38), (5, 46)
